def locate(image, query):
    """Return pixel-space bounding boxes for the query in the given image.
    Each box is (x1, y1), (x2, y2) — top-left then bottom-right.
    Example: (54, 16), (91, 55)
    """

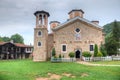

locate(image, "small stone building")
(33, 9), (104, 61)
(0, 42), (33, 59)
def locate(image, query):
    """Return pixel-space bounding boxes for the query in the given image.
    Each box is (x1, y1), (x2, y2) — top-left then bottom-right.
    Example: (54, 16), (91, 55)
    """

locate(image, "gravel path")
(77, 61), (120, 67)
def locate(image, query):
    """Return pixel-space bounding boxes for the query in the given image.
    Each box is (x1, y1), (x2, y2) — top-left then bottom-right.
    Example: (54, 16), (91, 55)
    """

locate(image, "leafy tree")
(100, 44), (107, 56)
(2, 36), (10, 42)
(94, 44), (98, 57)
(11, 34), (24, 44)
(52, 48), (56, 57)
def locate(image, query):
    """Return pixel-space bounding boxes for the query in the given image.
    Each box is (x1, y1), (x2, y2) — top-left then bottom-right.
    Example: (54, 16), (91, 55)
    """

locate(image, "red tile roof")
(0, 42), (7, 45)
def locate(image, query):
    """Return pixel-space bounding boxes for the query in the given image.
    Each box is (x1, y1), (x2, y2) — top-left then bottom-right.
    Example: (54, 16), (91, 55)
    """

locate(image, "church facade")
(33, 9), (104, 61)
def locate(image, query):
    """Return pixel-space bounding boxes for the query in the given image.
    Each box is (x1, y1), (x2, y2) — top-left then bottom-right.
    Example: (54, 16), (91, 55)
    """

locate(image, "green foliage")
(97, 52), (103, 57)
(68, 52), (75, 58)
(0, 33), (24, 43)
(0, 36), (3, 42)
(52, 48), (56, 57)
(2, 36), (11, 42)
(103, 21), (120, 35)
(11, 34), (24, 44)
(94, 44), (98, 57)
(59, 54), (61, 58)
(100, 44), (107, 56)
(82, 51), (92, 57)
(105, 20), (120, 55)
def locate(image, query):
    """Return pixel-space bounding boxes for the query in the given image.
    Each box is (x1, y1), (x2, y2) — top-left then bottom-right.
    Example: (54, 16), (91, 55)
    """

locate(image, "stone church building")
(33, 9), (104, 61)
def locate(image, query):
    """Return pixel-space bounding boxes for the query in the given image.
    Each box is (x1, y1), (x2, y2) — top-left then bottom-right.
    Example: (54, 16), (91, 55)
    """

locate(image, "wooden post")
(1, 54), (3, 59)
(23, 53), (25, 59)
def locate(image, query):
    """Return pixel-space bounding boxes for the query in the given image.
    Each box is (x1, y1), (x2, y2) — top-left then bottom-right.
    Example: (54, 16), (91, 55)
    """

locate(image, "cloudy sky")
(0, 0), (120, 45)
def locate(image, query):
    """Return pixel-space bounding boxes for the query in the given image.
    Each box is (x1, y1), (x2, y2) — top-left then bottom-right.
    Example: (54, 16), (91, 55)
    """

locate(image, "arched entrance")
(75, 50), (81, 58)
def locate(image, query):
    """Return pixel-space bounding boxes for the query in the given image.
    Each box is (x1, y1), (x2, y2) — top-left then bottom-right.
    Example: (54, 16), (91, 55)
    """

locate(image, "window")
(62, 44), (67, 53)
(90, 45), (94, 51)
(75, 28), (81, 41)
(38, 31), (42, 36)
(38, 42), (41, 47)
(75, 28), (80, 33)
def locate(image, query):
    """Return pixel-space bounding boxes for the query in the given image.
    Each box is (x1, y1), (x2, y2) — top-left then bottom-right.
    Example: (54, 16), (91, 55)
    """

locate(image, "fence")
(83, 56), (120, 62)
(51, 57), (76, 62)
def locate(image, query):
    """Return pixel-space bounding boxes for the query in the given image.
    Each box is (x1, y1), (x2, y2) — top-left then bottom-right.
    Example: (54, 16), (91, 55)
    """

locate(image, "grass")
(0, 59), (120, 80)
(90, 61), (120, 65)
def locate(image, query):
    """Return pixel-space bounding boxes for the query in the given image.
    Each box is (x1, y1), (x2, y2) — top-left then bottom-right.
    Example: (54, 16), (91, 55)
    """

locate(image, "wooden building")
(0, 42), (33, 60)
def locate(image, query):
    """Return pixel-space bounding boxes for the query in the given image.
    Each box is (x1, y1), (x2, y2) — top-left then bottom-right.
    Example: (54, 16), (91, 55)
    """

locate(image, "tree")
(105, 20), (120, 55)
(100, 44), (107, 56)
(52, 48), (56, 57)
(94, 44), (98, 57)
(0, 36), (3, 42)
(2, 36), (10, 42)
(97, 52), (103, 57)
(11, 34), (24, 44)
(112, 20), (120, 55)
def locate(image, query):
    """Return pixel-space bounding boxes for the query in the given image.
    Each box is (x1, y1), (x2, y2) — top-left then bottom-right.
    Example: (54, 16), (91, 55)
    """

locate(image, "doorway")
(75, 50), (81, 58)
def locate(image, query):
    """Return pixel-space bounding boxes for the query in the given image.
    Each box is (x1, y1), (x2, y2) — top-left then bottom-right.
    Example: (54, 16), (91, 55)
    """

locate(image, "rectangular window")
(62, 44), (67, 53)
(90, 45), (94, 51)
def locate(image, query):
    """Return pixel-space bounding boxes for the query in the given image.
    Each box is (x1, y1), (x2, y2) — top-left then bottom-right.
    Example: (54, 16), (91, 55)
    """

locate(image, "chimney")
(68, 9), (84, 19)
(50, 21), (60, 29)
(91, 20), (99, 25)
(10, 40), (14, 43)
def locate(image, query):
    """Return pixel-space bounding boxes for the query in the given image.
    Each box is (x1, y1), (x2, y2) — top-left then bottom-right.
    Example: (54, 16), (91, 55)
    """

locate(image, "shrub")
(52, 48), (56, 57)
(82, 51), (91, 57)
(94, 44), (98, 57)
(69, 52), (75, 58)
(59, 54), (61, 58)
(97, 52), (103, 57)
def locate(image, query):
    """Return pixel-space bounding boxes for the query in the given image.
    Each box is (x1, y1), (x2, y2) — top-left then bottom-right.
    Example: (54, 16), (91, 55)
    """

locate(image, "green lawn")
(0, 59), (120, 80)
(91, 61), (120, 65)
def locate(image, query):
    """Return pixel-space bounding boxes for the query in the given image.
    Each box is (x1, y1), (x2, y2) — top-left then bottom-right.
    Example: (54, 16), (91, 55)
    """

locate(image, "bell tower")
(33, 10), (50, 61)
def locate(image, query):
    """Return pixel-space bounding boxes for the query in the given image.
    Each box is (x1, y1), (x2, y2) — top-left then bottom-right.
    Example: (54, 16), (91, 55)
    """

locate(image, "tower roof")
(34, 10), (50, 17)
(68, 9), (84, 14)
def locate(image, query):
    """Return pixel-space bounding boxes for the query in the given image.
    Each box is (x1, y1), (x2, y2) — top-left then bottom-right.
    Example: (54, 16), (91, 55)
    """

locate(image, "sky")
(0, 0), (120, 45)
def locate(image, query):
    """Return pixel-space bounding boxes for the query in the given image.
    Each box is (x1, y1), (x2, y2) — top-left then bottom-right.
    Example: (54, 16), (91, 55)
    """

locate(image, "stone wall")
(53, 20), (104, 58)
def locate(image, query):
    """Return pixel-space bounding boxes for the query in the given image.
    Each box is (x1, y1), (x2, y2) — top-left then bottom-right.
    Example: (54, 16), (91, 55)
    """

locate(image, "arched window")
(38, 42), (41, 47)
(38, 31), (42, 36)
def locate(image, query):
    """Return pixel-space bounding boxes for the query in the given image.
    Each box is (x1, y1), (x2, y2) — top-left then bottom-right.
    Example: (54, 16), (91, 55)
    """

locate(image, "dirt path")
(77, 61), (120, 67)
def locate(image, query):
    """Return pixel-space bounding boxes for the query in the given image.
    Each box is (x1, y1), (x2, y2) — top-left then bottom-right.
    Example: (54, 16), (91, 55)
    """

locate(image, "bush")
(97, 52), (103, 57)
(82, 51), (91, 57)
(69, 52), (75, 58)
(52, 48), (56, 57)
(59, 54), (61, 58)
